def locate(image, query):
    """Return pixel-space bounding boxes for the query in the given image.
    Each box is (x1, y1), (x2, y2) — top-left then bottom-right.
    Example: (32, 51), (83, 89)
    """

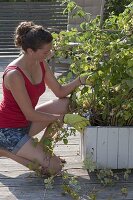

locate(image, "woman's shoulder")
(4, 56), (23, 75)
(4, 66), (24, 83)
(3, 66), (24, 91)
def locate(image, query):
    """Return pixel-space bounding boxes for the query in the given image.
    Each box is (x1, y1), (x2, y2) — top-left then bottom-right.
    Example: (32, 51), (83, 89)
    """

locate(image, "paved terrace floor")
(0, 58), (133, 200)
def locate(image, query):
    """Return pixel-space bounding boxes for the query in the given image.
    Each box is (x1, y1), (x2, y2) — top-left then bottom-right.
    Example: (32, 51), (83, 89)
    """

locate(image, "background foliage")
(103, 0), (133, 21)
(53, 2), (133, 126)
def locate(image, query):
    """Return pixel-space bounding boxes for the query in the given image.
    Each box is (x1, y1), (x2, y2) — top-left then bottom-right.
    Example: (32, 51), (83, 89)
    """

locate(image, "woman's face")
(35, 42), (53, 61)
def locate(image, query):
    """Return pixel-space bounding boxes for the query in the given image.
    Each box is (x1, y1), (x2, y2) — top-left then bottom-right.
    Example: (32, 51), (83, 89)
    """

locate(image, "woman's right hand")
(79, 73), (94, 86)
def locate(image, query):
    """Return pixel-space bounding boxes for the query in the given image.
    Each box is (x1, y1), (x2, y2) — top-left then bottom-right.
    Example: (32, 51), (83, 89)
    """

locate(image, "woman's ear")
(27, 48), (34, 56)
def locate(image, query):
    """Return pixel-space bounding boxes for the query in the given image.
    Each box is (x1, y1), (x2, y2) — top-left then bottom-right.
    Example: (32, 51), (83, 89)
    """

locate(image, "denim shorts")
(0, 126), (31, 154)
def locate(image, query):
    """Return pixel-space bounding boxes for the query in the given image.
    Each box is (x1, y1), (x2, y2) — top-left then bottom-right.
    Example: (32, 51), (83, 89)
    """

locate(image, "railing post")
(100, 0), (106, 28)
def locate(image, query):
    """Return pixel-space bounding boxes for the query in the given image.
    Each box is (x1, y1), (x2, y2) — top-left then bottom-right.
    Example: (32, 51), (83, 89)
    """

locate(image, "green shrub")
(103, 0), (132, 21)
(53, 2), (133, 126)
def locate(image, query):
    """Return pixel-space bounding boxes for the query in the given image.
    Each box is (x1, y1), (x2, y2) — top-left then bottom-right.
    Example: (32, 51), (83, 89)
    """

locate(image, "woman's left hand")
(79, 73), (94, 86)
(79, 74), (88, 85)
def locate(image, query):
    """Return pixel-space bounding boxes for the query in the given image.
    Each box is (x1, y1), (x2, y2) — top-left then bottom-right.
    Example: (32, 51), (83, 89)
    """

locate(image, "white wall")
(67, 0), (104, 30)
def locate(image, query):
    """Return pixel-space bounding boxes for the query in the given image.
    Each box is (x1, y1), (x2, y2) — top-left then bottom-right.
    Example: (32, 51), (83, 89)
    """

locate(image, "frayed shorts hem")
(0, 126), (31, 154)
(12, 134), (31, 154)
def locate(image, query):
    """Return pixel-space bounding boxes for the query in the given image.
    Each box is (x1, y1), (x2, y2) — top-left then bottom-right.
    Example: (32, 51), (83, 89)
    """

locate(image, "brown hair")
(14, 21), (53, 52)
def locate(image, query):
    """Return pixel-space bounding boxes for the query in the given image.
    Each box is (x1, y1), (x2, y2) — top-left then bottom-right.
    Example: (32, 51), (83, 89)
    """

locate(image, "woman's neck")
(18, 54), (38, 71)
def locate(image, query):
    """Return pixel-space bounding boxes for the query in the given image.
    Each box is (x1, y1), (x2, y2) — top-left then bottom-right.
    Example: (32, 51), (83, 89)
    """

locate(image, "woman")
(0, 21), (89, 176)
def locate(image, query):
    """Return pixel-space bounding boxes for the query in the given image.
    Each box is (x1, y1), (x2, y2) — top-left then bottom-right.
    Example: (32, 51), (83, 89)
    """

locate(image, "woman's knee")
(65, 97), (70, 104)
(61, 97), (70, 112)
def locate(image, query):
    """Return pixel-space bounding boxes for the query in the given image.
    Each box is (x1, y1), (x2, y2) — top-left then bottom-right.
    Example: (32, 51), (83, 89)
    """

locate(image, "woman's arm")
(44, 62), (81, 98)
(4, 70), (63, 122)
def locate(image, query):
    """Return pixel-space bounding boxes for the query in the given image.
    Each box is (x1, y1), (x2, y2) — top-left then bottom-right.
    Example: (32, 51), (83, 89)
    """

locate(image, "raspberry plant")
(53, 2), (133, 126)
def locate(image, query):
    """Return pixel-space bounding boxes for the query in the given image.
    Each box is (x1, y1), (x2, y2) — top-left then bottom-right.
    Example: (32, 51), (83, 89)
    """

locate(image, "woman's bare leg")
(0, 149), (52, 175)
(16, 138), (62, 175)
(29, 98), (70, 166)
(0, 98), (70, 174)
(0, 149), (33, 168)
(29, 97), (70, 137)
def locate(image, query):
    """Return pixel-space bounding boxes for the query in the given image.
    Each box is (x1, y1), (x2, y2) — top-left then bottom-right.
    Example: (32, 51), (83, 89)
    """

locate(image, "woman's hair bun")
(14, 21), (53, 51)
(14, 21), (35, 47)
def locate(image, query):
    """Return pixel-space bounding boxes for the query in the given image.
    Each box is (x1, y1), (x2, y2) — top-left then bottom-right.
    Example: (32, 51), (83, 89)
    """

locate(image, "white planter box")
(81, 127), (133, 169)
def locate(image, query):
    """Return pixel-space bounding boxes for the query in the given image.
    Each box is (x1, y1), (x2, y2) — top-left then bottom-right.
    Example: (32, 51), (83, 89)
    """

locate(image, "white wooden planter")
(81, 127), (133, 169)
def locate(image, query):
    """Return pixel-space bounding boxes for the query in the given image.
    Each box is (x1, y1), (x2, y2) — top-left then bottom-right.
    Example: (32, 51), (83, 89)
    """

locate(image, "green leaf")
(81, 87), (88, 95)
(125, 79), (133, 89)
(127, 59), (133, 68)
(126, 67), (133, 77)
(121, 186), (128, 196)
(63, 138), (68, 145)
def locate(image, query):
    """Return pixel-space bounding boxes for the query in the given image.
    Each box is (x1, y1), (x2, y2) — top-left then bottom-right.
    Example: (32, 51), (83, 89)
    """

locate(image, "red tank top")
(0, 62), (46, 128)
